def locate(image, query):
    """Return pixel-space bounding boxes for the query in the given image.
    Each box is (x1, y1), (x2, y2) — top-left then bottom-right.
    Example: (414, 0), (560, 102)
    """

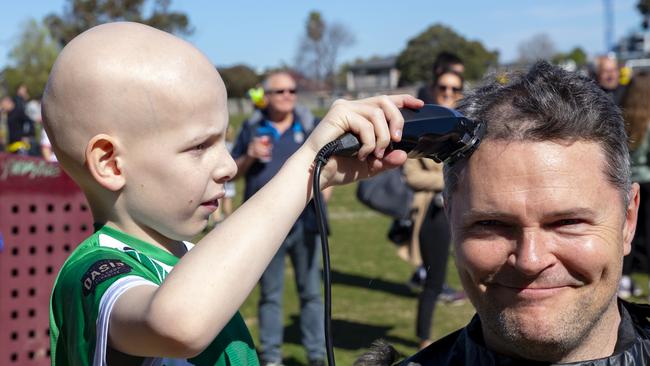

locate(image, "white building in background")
(615, 31), (650, 72)
(346, 56), (400, 96)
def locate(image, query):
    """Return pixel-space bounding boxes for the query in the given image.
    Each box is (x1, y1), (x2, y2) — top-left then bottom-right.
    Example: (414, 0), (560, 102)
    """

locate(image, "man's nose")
(508, 229), (554, 276)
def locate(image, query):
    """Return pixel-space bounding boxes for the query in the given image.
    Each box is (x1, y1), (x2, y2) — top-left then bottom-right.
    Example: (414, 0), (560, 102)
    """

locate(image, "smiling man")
(402, 61), (650, 365)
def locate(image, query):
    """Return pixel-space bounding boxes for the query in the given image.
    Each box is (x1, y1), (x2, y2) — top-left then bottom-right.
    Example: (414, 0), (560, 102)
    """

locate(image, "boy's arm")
(108, 95), (423, 357)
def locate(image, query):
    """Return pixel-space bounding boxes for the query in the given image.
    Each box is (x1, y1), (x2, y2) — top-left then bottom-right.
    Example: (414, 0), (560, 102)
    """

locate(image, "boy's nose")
(214, 150), (238, 183)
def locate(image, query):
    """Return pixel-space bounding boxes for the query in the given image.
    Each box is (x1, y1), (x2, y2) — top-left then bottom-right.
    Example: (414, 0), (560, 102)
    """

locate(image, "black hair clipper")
(333, 104), (486, 165)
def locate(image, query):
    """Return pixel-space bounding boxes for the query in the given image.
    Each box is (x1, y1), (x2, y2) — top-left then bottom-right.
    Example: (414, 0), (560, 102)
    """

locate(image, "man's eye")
(475, 220), (503, 227)
(194, 143), (207, 151)
(553, 219), (582, 226)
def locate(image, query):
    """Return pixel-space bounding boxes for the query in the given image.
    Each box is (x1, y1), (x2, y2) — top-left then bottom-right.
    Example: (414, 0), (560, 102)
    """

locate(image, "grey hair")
(444, 61), (631, 207)
(262, 71), (295, 90)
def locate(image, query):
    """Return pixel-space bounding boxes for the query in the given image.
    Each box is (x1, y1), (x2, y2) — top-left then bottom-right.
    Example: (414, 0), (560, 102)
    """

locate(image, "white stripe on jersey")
(98, 234), (195, 275)
(94, 276), (157, 366)
(94, 237), (197, 366)
(98, 233), (131, 251)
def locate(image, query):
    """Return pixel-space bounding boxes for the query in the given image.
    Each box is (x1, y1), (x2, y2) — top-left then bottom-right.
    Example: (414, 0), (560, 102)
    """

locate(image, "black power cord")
(309, 113), (485, 365)
(312, 135), (361, 366)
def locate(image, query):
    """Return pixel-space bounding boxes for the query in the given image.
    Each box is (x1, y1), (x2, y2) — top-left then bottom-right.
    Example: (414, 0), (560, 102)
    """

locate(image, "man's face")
(0, 96), (14, 112)
(597, 58), (619, 91)
(449, 140), (638, 361)
(17, 85), (29, 100)
(264, 73), (297, 115)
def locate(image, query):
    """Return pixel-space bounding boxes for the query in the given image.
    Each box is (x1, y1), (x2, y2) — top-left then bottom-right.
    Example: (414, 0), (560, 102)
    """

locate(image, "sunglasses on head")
(436, 84), (462, 94)
(266, 88), (297, 95)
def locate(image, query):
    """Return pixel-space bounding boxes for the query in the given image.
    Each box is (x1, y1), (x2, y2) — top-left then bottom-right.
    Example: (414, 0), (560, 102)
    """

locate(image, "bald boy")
(46, 22), (422, 366)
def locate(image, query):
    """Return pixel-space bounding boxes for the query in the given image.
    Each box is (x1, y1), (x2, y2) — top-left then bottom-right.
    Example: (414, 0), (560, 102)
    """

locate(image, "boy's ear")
(85, 134), (125, 192)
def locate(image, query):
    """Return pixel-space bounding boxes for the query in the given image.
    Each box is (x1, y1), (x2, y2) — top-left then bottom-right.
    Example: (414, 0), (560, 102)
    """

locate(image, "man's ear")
(85, 134), (125, 192)
(623, 183), (641, 256)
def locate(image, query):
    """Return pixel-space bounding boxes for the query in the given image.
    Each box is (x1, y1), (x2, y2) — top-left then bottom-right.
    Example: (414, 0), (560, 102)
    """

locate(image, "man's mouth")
(489, 283), (578, 301)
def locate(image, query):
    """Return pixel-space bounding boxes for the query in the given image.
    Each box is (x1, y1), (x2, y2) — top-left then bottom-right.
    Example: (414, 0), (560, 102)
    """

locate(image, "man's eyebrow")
(543, 208), (597, 218)
(459, 210), (517, 223)
(459, 207), (598, 223)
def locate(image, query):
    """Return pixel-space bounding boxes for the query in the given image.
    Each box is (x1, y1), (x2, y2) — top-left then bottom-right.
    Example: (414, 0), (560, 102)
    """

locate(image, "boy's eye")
(194, 143), (207, 151)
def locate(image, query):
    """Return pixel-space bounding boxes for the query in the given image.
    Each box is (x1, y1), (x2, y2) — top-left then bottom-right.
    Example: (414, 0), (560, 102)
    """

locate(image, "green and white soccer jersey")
(50, 225), (259, 366)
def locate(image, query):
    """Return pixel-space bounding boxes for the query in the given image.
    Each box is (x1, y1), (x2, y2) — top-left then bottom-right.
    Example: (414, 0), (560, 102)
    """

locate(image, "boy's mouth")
(201, 199), (220, 207)
(200, 196), (221, 211)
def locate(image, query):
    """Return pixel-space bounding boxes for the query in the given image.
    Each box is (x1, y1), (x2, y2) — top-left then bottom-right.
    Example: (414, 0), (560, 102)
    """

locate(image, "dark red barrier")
(0, 153), (92, 365)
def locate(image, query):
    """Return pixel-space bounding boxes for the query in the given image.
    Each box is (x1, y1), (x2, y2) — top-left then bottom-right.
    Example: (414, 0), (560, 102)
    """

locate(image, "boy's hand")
(303, 94), (424, 188)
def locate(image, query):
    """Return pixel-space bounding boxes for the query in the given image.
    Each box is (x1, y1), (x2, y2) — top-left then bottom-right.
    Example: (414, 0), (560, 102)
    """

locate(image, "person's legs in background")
(290, 223), (325, 366)
(416, 202), (453, 349)
(259, 231), (293, 366)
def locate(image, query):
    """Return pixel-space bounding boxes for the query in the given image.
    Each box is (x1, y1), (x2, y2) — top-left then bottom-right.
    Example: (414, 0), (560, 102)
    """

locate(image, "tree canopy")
(2, 19), (60, 97)
(639, 0), (650, 29)
(219, 64), (259, 98)
(294, 11), (355, 89)
(552, 47), (588, 68)
(396, 24), (498, 83)
(517, 33), (556, 64)
(44, 0), (193, 47)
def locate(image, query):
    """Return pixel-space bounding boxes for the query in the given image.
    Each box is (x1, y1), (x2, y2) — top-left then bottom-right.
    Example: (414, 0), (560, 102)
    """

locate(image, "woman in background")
(620, 72), (650, 300)
(404, 68), (466, 349)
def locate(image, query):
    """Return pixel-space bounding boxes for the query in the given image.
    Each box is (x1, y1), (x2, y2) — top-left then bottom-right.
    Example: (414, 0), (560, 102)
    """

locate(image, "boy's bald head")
(42, 22), (226, 180)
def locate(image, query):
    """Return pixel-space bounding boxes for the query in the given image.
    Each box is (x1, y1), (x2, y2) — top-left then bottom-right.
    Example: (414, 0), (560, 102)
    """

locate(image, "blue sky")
(0, 0), (644, 71)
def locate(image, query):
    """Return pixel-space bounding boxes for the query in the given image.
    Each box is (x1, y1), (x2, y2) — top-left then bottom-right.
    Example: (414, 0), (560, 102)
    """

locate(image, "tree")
(44, 0), (192, 47)
(2, 19), (60, 97)
(638, 0), (650, 29)
(294, 11), (355, 89)
(552, 47), (588, 68)
(517, 33), (556, 64)
(395, 24), (498, 84)
(218, 64), (259, 98)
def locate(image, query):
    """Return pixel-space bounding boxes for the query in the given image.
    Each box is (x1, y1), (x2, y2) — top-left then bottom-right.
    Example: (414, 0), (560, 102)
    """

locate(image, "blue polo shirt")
(232, 110), (325, 233)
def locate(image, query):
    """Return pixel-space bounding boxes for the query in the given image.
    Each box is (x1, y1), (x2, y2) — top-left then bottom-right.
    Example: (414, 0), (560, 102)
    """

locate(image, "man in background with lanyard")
(232, 71), (329, 366)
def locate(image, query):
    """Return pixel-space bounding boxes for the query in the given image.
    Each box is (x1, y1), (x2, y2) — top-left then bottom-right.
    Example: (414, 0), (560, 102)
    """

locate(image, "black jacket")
(401, 300), (650, 366)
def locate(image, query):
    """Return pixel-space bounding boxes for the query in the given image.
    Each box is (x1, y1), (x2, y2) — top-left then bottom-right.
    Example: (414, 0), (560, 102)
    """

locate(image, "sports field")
(234, 180), (475, 365)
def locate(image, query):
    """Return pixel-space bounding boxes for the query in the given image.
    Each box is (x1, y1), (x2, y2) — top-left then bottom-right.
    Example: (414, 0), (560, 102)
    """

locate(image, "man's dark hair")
(433, 68), (464, 89)
(353, 339), (400, 366)
(433, 51), (463, 75)
(444, 61), (631, 206)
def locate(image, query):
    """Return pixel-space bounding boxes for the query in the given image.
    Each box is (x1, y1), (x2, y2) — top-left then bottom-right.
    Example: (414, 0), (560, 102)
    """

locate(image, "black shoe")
(438, 285), (467, 305)
(407, 267), (426, 291)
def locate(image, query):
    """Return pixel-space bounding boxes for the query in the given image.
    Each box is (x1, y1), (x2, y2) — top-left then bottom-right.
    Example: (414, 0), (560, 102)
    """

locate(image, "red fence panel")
(0, 153), (92, 365)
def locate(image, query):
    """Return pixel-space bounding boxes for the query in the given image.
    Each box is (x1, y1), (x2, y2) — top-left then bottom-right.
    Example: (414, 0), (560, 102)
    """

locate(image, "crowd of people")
(0, 84), (57, 161)
(4, 19), (650, 366)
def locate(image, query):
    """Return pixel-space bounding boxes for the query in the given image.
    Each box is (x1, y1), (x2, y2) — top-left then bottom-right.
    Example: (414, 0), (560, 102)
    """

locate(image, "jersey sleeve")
(50, 249), (160, 366)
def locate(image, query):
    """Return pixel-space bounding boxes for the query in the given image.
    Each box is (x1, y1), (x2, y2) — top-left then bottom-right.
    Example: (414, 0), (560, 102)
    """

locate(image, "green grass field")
(227, 111), (474, 364)
(226, 111), (650, 365)
(233, 181), (475, 365)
